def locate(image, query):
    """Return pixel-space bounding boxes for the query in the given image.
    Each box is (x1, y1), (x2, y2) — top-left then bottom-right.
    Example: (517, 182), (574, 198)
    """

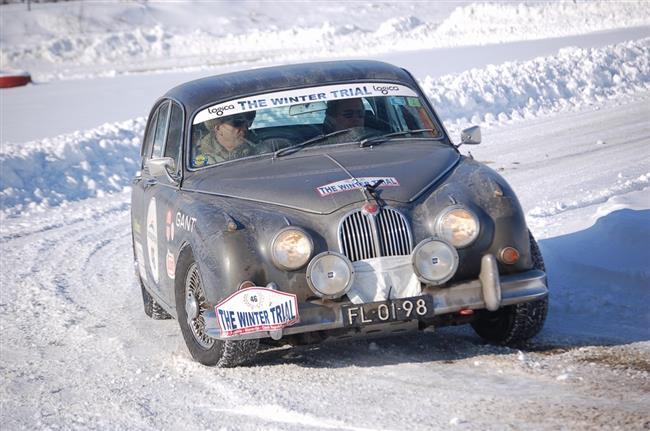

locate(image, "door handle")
(144, 178), (158, 189)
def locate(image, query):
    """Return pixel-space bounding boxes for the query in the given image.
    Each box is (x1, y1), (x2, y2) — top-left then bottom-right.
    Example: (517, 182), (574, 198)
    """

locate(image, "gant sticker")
(146, 197), (159, 284)
(316, 177), (399, 197)
(175, 211), (196, 233)
(215, 287), (299, 338)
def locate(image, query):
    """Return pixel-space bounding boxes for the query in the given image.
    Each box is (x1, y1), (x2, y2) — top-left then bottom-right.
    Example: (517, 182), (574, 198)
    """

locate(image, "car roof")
(164, 60), (417, 115)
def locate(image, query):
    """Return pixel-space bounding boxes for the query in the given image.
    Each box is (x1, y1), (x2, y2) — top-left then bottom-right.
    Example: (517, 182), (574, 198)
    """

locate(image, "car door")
(140, 100), (171, 300)
(141, 100), (185, 305)
(131, 105), (160, 291)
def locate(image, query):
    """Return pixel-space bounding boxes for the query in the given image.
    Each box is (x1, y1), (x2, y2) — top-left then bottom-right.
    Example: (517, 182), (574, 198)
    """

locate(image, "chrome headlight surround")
(270, 227), (314, 270)
(306, 251), (354, 299)
(411, 238), (459, 285)
(434, 205), (480, 248)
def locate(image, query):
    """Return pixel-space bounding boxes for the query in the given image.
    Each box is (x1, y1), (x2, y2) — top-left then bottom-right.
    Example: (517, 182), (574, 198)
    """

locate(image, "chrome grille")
(338, 207), (412, 262)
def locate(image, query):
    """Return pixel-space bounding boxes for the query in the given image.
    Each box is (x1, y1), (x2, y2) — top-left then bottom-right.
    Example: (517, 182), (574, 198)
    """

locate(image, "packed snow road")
(1, 97), (648, 430)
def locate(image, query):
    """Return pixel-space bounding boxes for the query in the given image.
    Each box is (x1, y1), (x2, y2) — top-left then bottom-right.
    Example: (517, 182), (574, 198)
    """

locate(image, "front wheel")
(175, 250), (258, 367)
(471, 231), (548, 345)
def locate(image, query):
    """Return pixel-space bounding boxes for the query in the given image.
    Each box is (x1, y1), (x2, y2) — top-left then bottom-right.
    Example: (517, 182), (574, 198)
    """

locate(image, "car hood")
(183, 142), (460, 214)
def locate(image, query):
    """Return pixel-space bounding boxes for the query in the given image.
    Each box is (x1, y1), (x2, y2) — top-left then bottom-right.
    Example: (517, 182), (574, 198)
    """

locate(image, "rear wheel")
(471, 231), (548, 345)
(140, 279), (172, 320)
(175, 250), (258, 367)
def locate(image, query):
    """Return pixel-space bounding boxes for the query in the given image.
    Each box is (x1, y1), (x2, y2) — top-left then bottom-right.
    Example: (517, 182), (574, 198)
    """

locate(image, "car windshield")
(190, 82), (443, 168)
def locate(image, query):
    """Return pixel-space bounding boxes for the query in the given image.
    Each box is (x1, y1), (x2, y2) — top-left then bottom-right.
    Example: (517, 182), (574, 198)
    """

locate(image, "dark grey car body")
(131, 60), (548, 359)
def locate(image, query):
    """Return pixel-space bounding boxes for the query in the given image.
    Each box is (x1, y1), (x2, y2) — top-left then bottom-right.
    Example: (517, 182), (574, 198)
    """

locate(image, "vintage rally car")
(131, 60), (549, 366)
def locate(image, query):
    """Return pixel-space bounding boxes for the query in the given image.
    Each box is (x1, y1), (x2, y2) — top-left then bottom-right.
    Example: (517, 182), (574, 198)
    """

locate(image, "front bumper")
(204, 255), (548, 341)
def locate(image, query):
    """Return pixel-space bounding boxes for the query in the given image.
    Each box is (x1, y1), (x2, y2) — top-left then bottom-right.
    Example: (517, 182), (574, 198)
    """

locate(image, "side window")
(152, 101), (170, 158)
(164, 103), (183, 171)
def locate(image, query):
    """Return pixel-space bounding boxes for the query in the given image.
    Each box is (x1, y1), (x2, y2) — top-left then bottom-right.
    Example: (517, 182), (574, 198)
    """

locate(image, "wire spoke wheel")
(184, 262), (214, 349)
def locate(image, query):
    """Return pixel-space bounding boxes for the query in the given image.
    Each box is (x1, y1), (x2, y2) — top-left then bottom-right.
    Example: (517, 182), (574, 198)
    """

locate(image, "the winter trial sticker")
(215, 288), (299, 338)
(316, 177), (399, 197)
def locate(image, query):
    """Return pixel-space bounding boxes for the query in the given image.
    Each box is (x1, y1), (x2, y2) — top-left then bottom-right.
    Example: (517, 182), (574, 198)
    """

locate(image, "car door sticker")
(316, 177), (399, 197)
(165, 209), (175, 242)
(215, 287), (300, 338)
(146, 197), (159, 284)
(166, 249), (175, 280)
(134, 241), (147, 282)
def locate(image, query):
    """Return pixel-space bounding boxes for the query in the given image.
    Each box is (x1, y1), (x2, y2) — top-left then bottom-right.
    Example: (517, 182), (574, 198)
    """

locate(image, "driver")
(323, 98), (365, 133)
(193, 111), (256, 167)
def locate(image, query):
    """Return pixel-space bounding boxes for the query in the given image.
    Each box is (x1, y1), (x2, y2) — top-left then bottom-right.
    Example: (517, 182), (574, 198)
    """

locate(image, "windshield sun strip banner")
(193, 83), (418, 125)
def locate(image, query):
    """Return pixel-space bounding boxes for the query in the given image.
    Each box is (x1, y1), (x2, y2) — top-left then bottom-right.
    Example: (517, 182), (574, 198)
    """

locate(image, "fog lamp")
(306, 252), (354, 299)
(411, 238), (459, 285)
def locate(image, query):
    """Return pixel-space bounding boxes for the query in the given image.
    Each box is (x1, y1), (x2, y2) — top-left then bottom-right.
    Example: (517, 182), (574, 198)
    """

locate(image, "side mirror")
(146, 157), (178, 183)
(460, 125), (481, 146)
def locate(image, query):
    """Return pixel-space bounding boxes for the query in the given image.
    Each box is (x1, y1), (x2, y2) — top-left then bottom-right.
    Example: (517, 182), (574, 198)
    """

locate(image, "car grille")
(338, 207), (412, 261)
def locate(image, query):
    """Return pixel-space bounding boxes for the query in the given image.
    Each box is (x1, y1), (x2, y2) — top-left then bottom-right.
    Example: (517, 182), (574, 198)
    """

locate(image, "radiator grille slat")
(338, 207), (412, 262)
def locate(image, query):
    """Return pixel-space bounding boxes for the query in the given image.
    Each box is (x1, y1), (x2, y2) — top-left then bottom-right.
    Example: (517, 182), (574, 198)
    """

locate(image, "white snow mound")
(421, 38), (650, 126)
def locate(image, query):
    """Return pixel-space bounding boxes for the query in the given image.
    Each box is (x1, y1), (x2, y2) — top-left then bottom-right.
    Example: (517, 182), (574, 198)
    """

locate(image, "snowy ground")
(1, 1), (649, 430)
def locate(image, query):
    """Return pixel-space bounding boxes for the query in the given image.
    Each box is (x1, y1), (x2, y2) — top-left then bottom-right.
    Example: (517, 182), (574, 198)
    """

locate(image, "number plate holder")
(341, 295), (434, 327)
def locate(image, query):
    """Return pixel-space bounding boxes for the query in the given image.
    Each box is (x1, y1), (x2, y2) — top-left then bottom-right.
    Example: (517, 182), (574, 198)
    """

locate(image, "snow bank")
(421, 38), (650, 127)
(2, 0), (649, 81)
(431, 1), (650, 47)
(0, 119), (144, 218)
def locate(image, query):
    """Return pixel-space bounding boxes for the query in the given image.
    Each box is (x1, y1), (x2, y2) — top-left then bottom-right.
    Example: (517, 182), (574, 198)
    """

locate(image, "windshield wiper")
(275, 129), (354, 157)
(359, 128), (436, 148)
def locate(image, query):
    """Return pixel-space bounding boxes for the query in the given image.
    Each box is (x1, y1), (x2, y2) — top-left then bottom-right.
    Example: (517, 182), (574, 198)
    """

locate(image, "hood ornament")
(362, 179), (385, 215)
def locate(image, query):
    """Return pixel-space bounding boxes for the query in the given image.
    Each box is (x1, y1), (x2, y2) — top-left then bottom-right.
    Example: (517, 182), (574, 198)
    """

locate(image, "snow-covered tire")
(175, 249), (258, 367)
(471, 231), (548, 345)
(140, 280), (173, 320)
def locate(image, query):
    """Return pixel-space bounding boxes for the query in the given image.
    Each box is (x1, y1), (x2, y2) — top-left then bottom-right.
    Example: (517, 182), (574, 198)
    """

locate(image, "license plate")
(341, 295), (434, 327)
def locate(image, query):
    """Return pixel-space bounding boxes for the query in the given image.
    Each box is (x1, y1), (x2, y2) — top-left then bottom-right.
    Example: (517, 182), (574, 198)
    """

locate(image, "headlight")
(434, 206), (479, 248)
(271, 227), (313, 270)
(306, 252), (354, 299)
(412, 238), (459, 285)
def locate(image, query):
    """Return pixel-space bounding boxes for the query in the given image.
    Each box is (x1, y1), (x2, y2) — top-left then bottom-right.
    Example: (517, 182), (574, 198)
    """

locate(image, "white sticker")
(166, 249), (175, 279)
(175, 211), (196, 233)
(215, 287), (299, 338)
(134, 241), (147, 282)
(316, 177), (400, 197)
(193, 82), (418, 124)
(146, 197), (159, 284)
(165, 209), (175, 242)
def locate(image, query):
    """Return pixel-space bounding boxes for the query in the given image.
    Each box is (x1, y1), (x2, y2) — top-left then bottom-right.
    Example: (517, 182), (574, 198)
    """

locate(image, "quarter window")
(142, 109), (159, 160)
(164, 103), (183, 172)
(152, 101), (170, 158)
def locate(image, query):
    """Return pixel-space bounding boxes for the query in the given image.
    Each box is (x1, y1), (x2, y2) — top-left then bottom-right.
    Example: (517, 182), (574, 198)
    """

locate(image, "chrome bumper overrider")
(204, 263), (548, 341)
